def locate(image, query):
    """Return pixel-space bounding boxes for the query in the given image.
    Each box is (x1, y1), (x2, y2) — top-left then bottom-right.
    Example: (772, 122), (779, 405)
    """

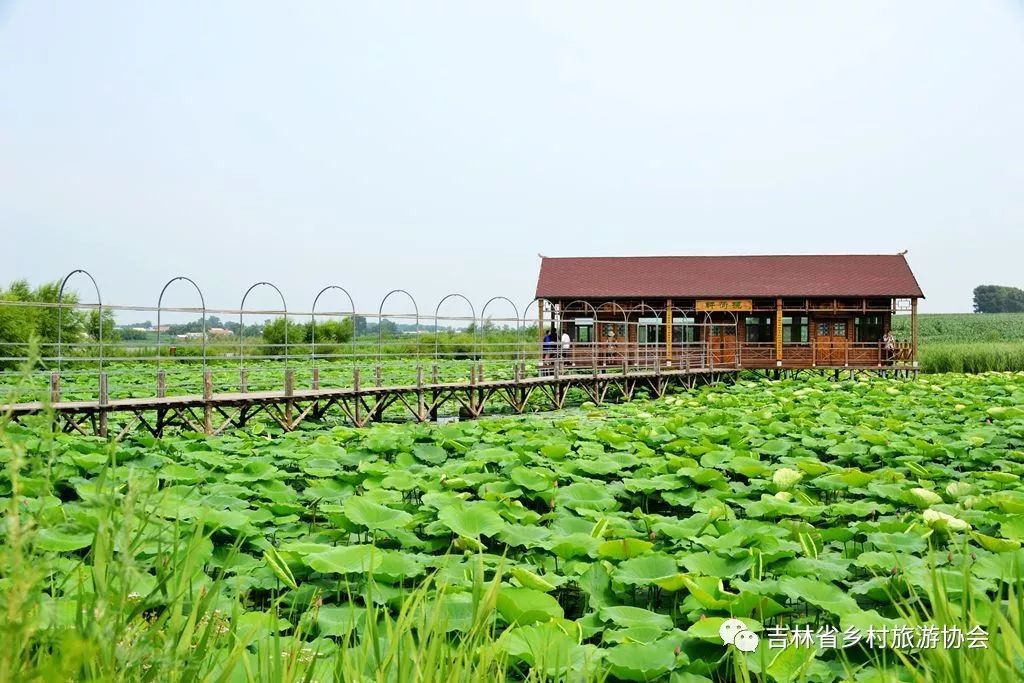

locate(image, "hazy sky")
(1, 1), (1022, 319)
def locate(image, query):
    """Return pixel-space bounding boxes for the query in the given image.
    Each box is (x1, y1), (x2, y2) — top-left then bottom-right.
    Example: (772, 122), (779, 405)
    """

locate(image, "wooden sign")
(696, 299), (752, 312)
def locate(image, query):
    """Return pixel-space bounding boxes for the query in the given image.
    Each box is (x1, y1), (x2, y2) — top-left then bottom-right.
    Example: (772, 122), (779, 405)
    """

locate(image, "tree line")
(973, 285), (1024, 313)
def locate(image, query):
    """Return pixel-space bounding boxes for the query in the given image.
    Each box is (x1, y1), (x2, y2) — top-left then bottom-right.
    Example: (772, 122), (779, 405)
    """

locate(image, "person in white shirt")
(560, 331), (571, 365)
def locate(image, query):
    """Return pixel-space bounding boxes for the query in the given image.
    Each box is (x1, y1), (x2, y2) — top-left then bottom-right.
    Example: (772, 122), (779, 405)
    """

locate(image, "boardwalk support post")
(284, 368), (295, 429)
(98, 372), (109, 438)
(203, 370), (213, 435)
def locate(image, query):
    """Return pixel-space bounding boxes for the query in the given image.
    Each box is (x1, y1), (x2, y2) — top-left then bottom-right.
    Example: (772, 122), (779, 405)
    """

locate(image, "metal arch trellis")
(520, 296), (555, 357)
(479, 296), (520, 362)
(57, 269), (102, 373)
(310, 285), (357, 368)
(433, 293), (477, 363)
(560, 299), (599, 365)
(595, 301), (630, 365)
(669, 304), (703, 368)
(156, 276), (207, 369)
(702, 308), (740, 370)
(239, 282), (289, 371)
(627, 301), (663, 366)
(377, 289), (420, 365)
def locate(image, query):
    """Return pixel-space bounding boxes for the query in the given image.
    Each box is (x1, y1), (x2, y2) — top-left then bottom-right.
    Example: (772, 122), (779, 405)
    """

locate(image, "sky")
(1, 1), (1022, 321)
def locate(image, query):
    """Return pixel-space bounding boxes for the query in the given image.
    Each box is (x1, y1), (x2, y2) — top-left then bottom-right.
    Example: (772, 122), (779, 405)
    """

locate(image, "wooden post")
(284, 368), (294, 431)
(538, 300), (545, 342)
(665, 299), (673, 365)
(432, 364), (438, 384)
(312, 367), (320, 391)
(374, 365), (382, 387)
(911, 297), (919, 368)
(50, 372), (60, 403)
(352, 367), (361, 425)
(156, 371), (166, 398)
(416, 366), (425, 421)
(775, 297), (783, 363)
(240, 369), (248, 393)
(98, 372), (109, 438)
(203, 370), (213, 435)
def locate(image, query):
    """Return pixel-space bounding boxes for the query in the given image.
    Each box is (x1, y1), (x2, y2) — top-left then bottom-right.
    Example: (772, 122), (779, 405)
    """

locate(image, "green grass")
(920, 342), (1024, 374)
(886, 313), (1024, 373)
(893, 313), (1024, 344)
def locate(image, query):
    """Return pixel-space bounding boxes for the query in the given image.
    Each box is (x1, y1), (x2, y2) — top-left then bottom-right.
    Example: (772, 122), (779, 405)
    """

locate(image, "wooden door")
(710, 325), (736, 366)
(815, 320), (849, 365)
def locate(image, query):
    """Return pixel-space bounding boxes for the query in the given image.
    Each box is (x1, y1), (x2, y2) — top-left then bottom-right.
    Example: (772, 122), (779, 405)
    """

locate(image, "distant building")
(208, 327), (233, 336)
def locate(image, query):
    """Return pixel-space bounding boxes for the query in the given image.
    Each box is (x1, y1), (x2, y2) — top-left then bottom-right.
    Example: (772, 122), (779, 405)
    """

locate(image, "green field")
(3, 372), (1024, 681)
(889, 314), (1024, 373)
(892, 313), (1024, 344)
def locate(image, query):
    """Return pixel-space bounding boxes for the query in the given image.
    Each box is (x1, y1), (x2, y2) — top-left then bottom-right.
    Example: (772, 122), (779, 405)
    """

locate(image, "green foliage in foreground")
(3, 373), (1024, 681)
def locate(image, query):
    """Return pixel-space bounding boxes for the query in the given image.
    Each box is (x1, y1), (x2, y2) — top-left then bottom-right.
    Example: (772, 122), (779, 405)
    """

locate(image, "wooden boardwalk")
(2, 366), (739, 439)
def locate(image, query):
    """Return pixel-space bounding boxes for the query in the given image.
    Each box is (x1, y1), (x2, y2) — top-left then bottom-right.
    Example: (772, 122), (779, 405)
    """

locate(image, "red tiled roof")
(536, 254), (924, 299)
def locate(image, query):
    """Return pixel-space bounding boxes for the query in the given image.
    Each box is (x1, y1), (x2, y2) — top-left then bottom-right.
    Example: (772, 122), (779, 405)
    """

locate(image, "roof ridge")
(541, 253), (908, 259)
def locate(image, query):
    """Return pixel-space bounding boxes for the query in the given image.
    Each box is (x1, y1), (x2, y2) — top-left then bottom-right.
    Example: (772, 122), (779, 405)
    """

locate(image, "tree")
(973, 285), (1024, 313)
(88, 309), (121, 343)
(307, 318), (353, 344)
(261, 317), (307, 355)
(0, 279), (85, 368)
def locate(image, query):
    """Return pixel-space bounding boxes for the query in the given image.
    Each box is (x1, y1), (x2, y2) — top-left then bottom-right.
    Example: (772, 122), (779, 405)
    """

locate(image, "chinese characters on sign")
(763, 625), (989, 650)
(695, 299), (753, 312)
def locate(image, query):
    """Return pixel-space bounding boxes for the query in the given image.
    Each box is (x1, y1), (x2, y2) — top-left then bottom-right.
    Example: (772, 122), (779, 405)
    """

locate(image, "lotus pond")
(2, 372), (1024, 681)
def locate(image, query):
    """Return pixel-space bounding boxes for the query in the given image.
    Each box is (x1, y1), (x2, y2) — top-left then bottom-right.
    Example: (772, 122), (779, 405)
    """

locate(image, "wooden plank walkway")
(1, 366), (739, 438)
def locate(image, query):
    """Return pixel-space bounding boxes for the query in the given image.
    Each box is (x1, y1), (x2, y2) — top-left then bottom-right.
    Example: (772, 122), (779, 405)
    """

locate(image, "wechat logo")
(720, 618), (759, 652)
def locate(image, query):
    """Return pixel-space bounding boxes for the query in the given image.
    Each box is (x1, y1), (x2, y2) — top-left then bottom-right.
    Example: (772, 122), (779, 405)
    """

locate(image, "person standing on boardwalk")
(882, 328), (896, 371)
(542, 330), (555, 374)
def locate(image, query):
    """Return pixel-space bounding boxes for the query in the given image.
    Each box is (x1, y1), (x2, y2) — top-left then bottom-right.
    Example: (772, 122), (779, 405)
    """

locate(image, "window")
(782, 315), (809, 343)
(817, 322), (829, 337)
(673, 317), (703, 343)
(638, 317), (663, 345)
(855, 315), (884, 342)
(744, 316), (774, 343)
(574, 318), (593, 343)
(834, 321), (847, 337)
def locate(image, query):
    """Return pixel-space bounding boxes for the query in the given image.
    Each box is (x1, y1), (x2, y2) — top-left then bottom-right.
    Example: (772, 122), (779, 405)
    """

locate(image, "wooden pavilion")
(534, 253), (924, 374)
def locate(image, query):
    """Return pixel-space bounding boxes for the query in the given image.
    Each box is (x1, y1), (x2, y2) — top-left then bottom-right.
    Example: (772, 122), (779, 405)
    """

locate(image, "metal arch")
(521, 297), (555, 331)
(595, 301), (630, 358)
(479, 296), (520, 361)
(433, 293), (477, 362)
(57, 269), (102, 372)
(596, 300), (629, 324)
(626, 301), (664, 365)
(238, 282), (288, 369)
(377, 289), (420, 363)
(560, 299), (599, 366)
(156, 276), (207, 369)
(670, 304), (703, 362)
(520, 296), (558, 347)
(311, 285), (357, 366)
(699, 308), (740, 369)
